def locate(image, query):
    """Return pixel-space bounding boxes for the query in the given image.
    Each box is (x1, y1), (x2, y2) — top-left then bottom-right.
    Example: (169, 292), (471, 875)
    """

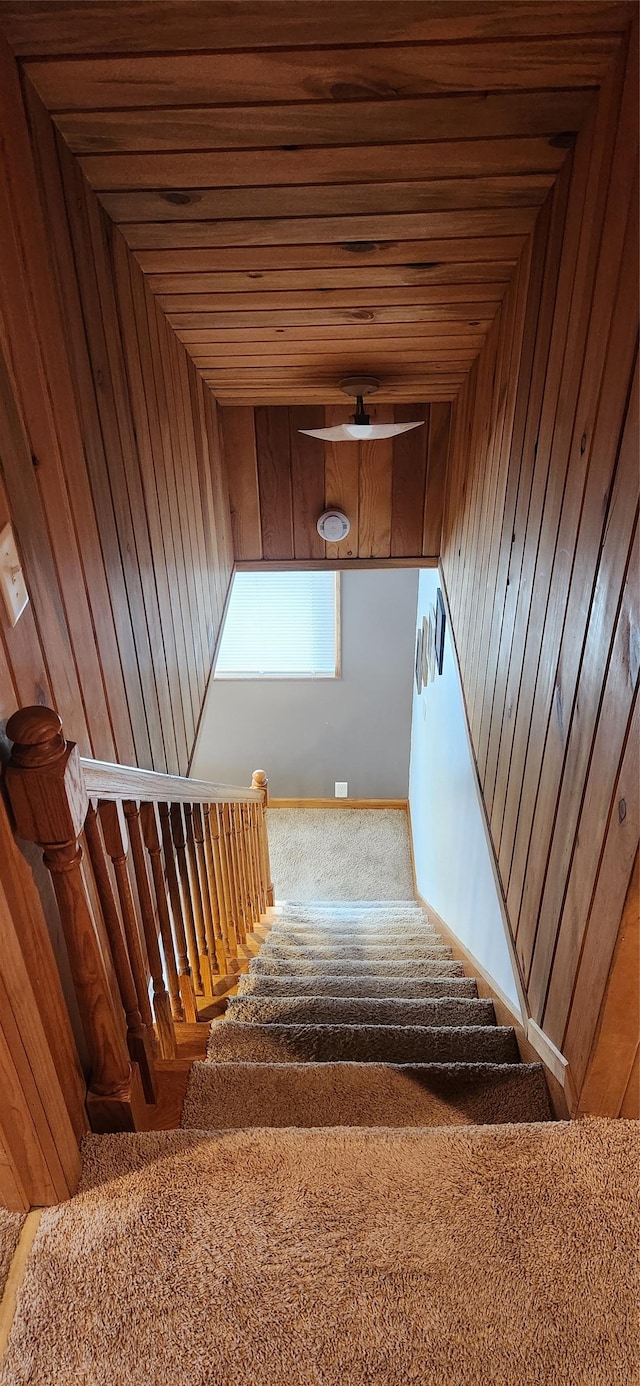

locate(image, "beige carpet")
(238, 972), (479, 999)
(195, 902), (531, 1121)
(2, 1122), (637, 1385)
(0, 1210), (24, 1300)
(182, 1061), (552, 1129)
(267, 809), (414, 900)
(260, 941), (452, 961)
(226, 993), (496, 1027)
(250, 954), (466, 976)
(206, 1020), (519, 1064)
(268, 923), (441, 942)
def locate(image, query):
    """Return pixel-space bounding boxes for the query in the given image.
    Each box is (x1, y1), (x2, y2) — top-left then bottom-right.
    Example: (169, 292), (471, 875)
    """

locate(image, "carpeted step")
(237, 972), (479, 999)
(274, 912), (429, 927)
(250, 955), (466, 977)
(226, 994), (495, 1027)
(268, 927), (442, 945)
(182, 1059), (552, 1129)
(259, 941), (453, 960)
(277, 898), (424, 907)
(4, 1124), (636, 1385)
(206, 1020), (519, 1064)
(274, 910), (429, 928)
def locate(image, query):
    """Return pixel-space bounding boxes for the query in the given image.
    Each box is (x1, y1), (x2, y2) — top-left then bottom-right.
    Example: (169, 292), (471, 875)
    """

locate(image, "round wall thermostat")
(317, 509), (350, 542)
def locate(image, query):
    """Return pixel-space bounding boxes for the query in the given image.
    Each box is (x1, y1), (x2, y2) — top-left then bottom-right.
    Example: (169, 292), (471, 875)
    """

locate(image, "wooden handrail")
(5, 705), (273, 1135)
(80, 758), (261, 804)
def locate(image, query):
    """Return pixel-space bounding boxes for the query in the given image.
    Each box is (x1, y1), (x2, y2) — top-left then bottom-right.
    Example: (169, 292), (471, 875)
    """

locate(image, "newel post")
(251, 769), (274, 907)
(5, 707), (147, 1133)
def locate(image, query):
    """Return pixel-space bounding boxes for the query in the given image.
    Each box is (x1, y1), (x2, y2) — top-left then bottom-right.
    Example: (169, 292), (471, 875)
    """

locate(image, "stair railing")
(4, 705), (273, 1133)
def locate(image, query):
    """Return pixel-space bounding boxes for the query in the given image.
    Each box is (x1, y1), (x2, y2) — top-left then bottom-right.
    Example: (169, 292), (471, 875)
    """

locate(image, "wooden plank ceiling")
(0, 1), (632, 405)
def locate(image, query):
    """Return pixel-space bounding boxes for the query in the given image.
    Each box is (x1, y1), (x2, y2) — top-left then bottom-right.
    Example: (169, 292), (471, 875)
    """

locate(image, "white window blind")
(214, 570), (339, 678)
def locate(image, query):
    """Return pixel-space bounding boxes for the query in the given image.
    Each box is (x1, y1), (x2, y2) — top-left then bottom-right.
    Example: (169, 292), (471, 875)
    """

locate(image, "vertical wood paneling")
(324, 407), (360, 561)
(254, 407), (294, 559)
(220, 407), (262, 561)
(390, 404), (429, 558)
(440, 34), (639, 1116)
(576, 852), (639, 1117)
(422, 403), (451, 558)
(227, 400), (451, 562)
(288, 407), (326, 560)
(358, 406), (394, 560)
(0, 52), (233, 776)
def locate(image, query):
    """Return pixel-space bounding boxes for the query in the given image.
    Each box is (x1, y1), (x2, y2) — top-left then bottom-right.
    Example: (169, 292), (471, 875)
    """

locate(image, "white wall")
(409, 568), (522, 1012)
(193, 568), (418, 799)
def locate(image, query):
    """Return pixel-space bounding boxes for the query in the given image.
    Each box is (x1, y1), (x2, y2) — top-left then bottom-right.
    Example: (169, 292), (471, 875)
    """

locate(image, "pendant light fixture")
(299, 377), (424, 442)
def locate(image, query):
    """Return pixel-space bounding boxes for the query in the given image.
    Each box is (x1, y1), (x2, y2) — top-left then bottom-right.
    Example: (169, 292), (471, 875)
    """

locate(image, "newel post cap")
(251, 769), (269, 804)
(5, 705), (89, 845)
(6, 705), (66, 765)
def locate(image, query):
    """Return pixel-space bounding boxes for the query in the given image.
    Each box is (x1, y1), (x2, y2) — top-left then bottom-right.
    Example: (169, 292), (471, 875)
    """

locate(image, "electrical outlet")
(0, 524), (29, 628)
(335, 782), (348, 798)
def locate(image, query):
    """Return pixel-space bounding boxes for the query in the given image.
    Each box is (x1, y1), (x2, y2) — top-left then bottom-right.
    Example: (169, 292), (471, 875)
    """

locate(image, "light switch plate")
(0, 523), (29, 627)
(335, 782), (348, 798)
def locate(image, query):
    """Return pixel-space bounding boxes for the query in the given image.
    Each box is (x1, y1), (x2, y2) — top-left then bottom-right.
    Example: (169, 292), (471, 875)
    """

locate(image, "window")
(214, 570), (340, 679)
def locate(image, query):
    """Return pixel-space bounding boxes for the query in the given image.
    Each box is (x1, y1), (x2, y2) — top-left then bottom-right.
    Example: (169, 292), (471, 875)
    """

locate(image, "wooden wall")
(0, 795), (86, 1209)
(441, 31), (638, 1112)
(222, 402), (451, 563)
(0, 41), (233, 776)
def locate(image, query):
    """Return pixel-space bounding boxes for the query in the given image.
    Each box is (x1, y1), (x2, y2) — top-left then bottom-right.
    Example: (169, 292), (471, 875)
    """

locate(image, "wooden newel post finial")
(251, 769), (274, 907)
(251, 769), (269, 806)
(5, 706), (146, 1132)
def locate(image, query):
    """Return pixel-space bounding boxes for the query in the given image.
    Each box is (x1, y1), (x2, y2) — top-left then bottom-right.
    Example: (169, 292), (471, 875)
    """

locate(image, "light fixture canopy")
(299, 376), (425, 442)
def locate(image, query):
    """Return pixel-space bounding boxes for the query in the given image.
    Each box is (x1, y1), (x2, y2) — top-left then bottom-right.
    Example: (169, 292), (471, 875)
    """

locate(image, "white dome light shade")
(300, 420), (424, 442)
(299, 380), (425, 443)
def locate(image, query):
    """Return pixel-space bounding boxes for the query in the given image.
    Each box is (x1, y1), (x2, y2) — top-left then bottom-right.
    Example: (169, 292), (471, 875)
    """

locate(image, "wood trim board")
(269, 799), (409, 810)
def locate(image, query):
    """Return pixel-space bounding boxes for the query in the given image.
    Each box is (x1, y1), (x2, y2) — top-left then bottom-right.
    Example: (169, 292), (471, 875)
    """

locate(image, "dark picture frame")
(414, 623), (423, 694)
(435, 587), (446, 676)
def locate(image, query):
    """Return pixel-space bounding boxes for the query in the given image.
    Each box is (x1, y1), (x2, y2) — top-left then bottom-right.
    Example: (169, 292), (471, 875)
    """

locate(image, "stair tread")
(227, 995), (495, 1027)
(206, 1020), (519, 1065)
(251, 956), (466, 976)
(6, 1124), (632, 1386)
(182, 1059), (552, 1129)
(261, 943), (453, 959)
(238, 973), (479, 999)
(267, 925), (437, 936)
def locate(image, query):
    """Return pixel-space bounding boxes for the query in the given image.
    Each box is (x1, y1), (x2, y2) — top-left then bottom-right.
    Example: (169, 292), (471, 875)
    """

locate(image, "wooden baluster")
(158, 803), (197, 1023)
(221, 803), (243, 948)
(84, 802), (158, 1100)
(232, 802), (251, 936)
(5, 708), (146, 1132)
(210, 803), (238, 962)
(202, 804), (229, 974)
(225, 803), (246, 945)
(124, 801), (177, 1060)
(243, 803), (259, 927)
(140, 802), (184, 1024)
(240, 803), (255, 928)
(169, 803), (204, 996)
(251, 801), (267, 915)
(247, 803), (261, 920)
(192, 803), (224, 981)
(247, 801), (264, 916)
(252, 770), (275, 906)
(98, 800), (159, 1101)
(183, 803), (213, 994)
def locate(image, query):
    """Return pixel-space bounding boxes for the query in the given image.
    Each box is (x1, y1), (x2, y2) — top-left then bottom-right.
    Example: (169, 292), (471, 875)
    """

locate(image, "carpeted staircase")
(183, 900), (552, 1128)
(2, 900), (638, 1384)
